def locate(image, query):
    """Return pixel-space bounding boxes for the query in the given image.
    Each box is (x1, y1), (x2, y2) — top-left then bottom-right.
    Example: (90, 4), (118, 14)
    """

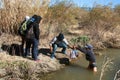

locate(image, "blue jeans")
(25, 38), (39, 60)
(51, 42), (67, 58)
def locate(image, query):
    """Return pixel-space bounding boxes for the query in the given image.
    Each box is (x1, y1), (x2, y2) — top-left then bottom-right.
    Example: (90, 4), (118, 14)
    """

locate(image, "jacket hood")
(32, 15), (42, 24)
(85, 44), (93, 49)
(57, 33), (64, 41)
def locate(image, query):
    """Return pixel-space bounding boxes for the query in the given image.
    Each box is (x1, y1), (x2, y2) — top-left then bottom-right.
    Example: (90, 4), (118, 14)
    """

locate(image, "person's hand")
(50, 46), (53, 53)
(68, 45), (72, 49)
(77, 45), (81, 48)
(76, 45), (81, 50)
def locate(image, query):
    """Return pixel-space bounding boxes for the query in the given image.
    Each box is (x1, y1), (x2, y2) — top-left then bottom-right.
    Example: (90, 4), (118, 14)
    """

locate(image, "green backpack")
(19, 21), (28, 36)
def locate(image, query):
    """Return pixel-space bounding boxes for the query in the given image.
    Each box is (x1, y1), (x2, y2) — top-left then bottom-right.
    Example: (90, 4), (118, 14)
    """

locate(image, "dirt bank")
(0, 51), (65, 80)
(0, 32), (120, 79)
(0, 33), (67, 79)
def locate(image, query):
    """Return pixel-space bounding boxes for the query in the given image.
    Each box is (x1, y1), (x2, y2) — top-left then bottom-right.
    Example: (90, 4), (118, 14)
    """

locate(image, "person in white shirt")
(49, 33), (71, 59)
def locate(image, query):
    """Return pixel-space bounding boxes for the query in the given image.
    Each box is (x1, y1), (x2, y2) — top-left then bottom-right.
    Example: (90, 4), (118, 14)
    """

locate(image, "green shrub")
(70, 36), (90, 46)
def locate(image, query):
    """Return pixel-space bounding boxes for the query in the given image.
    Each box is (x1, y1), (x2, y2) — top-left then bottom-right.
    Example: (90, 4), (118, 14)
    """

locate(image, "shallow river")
(42, 49), (120, 80)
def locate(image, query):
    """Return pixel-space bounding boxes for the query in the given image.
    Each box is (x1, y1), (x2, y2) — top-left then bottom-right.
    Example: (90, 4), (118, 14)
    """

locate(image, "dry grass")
(114, 69), (120, 80)
(0, 0), (120, 49)
(0, 51), (62, 79)
(0, 0), (50, 34)
(99, 56), (113, 80)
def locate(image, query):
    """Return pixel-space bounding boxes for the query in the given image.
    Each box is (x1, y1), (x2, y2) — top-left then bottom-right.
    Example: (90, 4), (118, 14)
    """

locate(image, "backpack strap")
(21, 21), (27, 31)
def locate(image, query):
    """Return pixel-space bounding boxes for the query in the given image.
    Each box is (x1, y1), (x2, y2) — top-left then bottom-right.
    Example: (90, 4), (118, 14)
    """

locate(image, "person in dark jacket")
(24, 15), (42, 61)
(77, 44), (97, 72)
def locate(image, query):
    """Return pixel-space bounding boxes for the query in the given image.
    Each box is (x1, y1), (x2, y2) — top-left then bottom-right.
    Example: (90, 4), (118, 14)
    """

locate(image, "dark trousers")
(51, 42), (67, 58)
(21, 37), (25, 56)
(25, 38), (39, 60)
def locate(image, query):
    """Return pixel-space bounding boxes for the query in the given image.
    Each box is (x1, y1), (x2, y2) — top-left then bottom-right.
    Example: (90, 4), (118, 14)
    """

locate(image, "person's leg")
(58, 42), (67, 54)
(32, 38), (39, 60)
(93, 67), (97, 72)
(21, 37), (25, 56)
(92, 62), (97, 72)
(24, 39), (31, 57)
(88, 62), (97, 72)
(51, 44), (57, 59)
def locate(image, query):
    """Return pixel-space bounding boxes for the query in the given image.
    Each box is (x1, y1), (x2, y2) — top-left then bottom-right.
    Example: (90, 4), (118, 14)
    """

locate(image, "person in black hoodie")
(24, 15), (42, 61)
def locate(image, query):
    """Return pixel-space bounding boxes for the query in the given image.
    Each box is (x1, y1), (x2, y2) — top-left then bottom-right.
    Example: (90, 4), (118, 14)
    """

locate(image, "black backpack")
(18, 18), (35, 37)
(25, 23), (35, 39)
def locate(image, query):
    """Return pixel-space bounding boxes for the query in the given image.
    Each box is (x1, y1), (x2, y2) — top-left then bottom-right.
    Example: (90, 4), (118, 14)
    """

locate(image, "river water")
(42, 49), (120, 80)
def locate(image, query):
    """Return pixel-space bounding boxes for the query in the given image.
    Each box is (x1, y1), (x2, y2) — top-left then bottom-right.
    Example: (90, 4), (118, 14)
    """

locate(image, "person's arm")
(63, 38), (72, 49)
(77, 46), (86, 54)
(49, 37), (57, 46)
(50, 46), (53, 53)
(67, 45), (73, 49)
(34, 23), (40, 40)
(75, 50), (79, 57)
(49, 37), (57, 52)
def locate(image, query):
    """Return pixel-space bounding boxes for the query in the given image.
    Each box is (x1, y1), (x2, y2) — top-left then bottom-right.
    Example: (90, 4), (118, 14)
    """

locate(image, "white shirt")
(70, 50), (78, 59)
(49, 37), (69, 46)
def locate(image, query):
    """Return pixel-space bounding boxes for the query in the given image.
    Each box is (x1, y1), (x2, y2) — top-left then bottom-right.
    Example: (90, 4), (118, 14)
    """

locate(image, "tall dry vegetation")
(0, 0), (79, 36)
(43, 0), (80, 36)
(0, 0), (50, 34)
(0, 0), (120, 48)
(78, 5), (120, 48)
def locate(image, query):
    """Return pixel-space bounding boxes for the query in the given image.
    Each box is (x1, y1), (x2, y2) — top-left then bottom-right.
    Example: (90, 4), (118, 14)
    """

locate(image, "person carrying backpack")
(18, 16), (30, 56)
(24, 15), (42, 61)
(49, 33), (71, 59)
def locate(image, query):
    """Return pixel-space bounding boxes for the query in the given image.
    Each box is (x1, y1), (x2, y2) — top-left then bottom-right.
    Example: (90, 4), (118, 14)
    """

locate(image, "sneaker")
(64, 53), (68, 56)
(27, 53), (31, 56)
(51, 57), (55, 59)
(50, 56), (56, 59)
(34, 59), (40, 62)
(50, 55), (55, 59)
